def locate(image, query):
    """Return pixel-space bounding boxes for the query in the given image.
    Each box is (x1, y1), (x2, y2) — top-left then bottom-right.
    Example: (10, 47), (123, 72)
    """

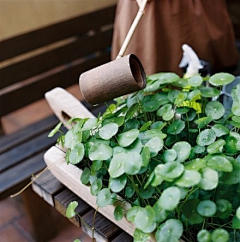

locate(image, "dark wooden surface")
(0, 5), (115, 62)
(0, 101), (108, 201)
(32, 170), (133, 242)
(0, 5), (115, 117)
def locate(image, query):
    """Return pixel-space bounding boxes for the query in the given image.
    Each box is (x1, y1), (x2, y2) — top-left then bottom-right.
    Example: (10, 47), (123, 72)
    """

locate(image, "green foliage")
(51, 72), (240, 242)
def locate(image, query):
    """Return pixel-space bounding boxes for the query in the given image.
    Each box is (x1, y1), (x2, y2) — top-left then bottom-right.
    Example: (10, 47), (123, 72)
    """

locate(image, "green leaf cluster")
(52, 72), (240, 242)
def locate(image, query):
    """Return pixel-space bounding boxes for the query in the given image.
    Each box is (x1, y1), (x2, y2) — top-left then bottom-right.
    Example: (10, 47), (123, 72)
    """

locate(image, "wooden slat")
(0, 131), (56, 172)
(0, 52), (111, 116)
(81, 210), (121, 242)
(0, 5), (116, 61)
(112, 232), (133, 242)
(0, 152), (46, 200)
(32, 170), (64, 206)
(0, 115), (58, 154)
(54, 189), (91, 227)
(0, 29), (113, 89)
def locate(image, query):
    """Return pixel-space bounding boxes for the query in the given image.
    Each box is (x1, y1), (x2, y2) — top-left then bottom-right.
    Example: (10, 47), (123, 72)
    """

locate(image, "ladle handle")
(116, 0), (148, 59)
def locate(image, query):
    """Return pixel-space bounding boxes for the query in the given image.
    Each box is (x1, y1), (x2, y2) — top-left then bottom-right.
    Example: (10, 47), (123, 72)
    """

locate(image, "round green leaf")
(126, 206), (138, 222)
(175, 170), (201, 188)
(195, 117), (212, 129)
(168, 90), (180, 103)
(182, 199), (204, 224)
(189, 75), (203, 87)
(139, 186), (155, 199)
(155, 162), (184, 181)
(220, 157), (240, 184)
(211, 124), (229, 137)
(66, 201), (78, 218)
(225, 131), (240, 153)
(124, 152), (143, 175)
(163, 149), (177, 163)
(155, 219), (183, 242)
(163, 109), (175, 121)
(157, 104), (172, 117)
(117, 129), (139, 147)
(197, 200), (217, 217)
(232, 101), (240, 116)
(216, 199), (232, 219)
(90, 178), (102, 196)
(158, 72), (180, 84)
(167, 119), (185, 135)
(145, 136), (163, 157)
(142, 94), (161, 112)
(205, 101), (225, 120)
(197, 229), (211, 242)
(158, 186), (181, 211)
(89, 143), (112, 161)
(200, 87), (220, 98)
(99, 123), (118, 140)
(211, 228), (229, 242)
(209, 72), (235, 86)
(193, 145), (206, 154)
(69, 143), (85, 165)
(207, 155), (233, 172)
(232, 216), (240, 229)
(153, 202), (169, 223)
(103, 116), (125, 127)
(81, 118), (97, 131)
(184, 158), (207, 171)
(134, 206), (156, 233)
(91, 160), (103, 172)
(145, 80), (162, 92)
(125, 185), (135, 198)
(197, 129), (216, 146)
(172, 141), (191, 162)
(96, 188), (112, 207)
(207, 139), (226, 154)
(81, 167), (90, 185)
(108, 152), (126, 178)
(199, 167), (218, 190)
(114, 205), (124, 221)
(109, 174), (127, 193)
(133, 229), (151, 242)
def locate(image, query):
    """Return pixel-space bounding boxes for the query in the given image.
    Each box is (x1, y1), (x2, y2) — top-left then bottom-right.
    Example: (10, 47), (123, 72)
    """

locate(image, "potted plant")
(50, 72), (240, 242)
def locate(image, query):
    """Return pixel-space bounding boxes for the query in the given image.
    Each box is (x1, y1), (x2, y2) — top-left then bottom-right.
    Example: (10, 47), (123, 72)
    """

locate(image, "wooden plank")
(112, 232), (133, 242)
(32, 170), (64, 206)
(81, 209), (120, 242)
(0, 5), (116, 61)
(0, 152), (46, 200)
(0, 131), (56, 172)
(54, 189), (91, 227)
(0, 29), (113, 89)
(0, 52), (111, 116)
(0, 115), (58, 154)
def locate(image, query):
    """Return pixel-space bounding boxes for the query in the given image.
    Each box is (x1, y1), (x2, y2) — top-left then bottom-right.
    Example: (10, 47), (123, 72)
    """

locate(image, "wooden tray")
(44, 88), (156, 241)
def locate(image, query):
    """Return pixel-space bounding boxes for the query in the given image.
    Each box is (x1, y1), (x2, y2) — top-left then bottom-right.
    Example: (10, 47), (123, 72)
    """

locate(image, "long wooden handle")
(116, 0), (148, 59)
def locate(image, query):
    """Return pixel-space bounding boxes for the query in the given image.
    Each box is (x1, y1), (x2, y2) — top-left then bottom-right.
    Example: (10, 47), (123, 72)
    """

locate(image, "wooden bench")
(0, 5), (115, 241)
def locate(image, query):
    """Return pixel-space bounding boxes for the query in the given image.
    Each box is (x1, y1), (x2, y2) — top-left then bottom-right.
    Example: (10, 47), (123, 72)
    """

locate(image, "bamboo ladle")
(79, 0), (148, 105)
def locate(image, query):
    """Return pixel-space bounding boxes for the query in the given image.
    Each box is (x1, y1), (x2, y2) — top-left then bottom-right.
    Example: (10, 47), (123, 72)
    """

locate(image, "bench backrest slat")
(0, 6), (115, 61)
(0, 52), (110, 116)
(0, 29), (113, 89)
(0, 5), (116, 118)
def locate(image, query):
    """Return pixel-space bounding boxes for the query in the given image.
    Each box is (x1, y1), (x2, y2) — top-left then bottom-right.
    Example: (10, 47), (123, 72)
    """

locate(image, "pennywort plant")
(51, 72), (240, 242)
